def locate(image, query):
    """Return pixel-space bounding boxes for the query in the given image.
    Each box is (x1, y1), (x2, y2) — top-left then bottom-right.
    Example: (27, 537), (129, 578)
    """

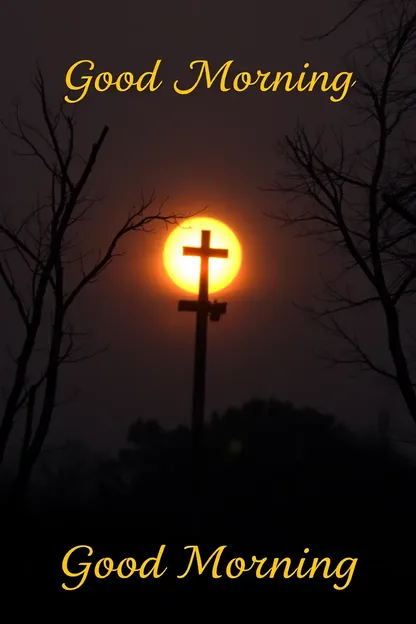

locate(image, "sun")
(163, 217), (242, 294)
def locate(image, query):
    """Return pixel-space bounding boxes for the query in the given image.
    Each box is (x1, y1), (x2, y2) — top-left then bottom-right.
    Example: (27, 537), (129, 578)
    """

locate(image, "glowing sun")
(163, 217), (242, 294)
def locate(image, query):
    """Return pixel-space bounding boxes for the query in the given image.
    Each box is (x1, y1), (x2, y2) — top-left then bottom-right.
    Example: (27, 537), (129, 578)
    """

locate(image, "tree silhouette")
(267, 0), (416, 424)
(0, 71), (186, 503)
(110, 398), (412, 531)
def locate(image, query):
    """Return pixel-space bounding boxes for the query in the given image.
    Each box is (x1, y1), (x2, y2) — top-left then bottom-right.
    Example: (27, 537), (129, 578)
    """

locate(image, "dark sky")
(0, 0), (412, 457)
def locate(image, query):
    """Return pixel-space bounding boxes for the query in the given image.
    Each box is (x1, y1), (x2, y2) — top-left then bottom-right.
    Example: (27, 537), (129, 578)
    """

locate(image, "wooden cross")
(178, 230), (229, 497)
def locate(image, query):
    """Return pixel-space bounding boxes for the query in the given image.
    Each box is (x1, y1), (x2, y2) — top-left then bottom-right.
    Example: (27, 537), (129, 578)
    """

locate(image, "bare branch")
(303, 0), (369, 41)
(63, 198), (182, 312)
(0, 259), (29, 327)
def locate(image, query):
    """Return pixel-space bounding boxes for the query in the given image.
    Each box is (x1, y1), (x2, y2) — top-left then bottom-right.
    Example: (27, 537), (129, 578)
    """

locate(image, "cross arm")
(178, 300), (204, 312)
(178, 299), (227, 321)
(182, 247), (229, 259)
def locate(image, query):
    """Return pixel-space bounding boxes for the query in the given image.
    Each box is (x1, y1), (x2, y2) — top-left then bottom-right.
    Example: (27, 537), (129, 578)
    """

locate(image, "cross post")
(178, 230), (228, 500)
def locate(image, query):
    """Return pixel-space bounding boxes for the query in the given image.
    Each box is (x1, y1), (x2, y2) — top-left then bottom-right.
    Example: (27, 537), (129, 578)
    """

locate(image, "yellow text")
(64, 59), (163, 103)
(173, 60), (356, 102)
(177, 546), (358, 590)
(61, 544), (167, 590)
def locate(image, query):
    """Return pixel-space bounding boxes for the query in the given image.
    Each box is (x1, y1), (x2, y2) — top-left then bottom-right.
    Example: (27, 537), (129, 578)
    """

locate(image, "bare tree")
(266, 0), (416, 423)
(0, 71), (185, 501)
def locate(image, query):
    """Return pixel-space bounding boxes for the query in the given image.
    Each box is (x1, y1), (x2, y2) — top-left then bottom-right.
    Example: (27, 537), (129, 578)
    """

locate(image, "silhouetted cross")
(178, 230), (229, 499)
(178, 230), (228, 313)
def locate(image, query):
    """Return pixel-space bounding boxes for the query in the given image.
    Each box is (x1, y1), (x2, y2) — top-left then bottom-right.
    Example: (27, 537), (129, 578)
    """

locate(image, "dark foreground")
(2, 401), (415, 613)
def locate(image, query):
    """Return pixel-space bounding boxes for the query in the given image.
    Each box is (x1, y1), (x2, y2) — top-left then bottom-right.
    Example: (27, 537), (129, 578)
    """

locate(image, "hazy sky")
(0, 0), (412, 457)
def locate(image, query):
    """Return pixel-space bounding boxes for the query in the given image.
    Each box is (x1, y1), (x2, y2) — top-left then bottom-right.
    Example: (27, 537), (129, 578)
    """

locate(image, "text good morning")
(62, 544), (357, 591)
(64, 59), (356, 104)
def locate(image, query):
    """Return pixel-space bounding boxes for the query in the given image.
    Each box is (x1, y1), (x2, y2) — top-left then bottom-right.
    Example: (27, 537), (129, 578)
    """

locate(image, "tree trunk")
(385, 305), (416, 422)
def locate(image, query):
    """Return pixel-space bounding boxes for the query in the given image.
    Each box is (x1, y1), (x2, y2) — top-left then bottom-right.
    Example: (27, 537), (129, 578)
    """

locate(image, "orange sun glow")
(163, 217), (242, 294)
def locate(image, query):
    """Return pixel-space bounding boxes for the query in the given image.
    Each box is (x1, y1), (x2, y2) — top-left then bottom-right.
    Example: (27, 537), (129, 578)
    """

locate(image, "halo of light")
(163, 217), (242, 294)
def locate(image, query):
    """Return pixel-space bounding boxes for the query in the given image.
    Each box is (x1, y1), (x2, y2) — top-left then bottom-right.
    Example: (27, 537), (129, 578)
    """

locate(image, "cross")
(178, 230), (229, 498)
